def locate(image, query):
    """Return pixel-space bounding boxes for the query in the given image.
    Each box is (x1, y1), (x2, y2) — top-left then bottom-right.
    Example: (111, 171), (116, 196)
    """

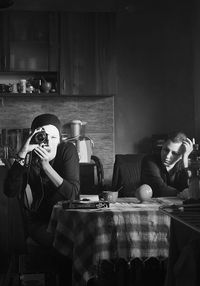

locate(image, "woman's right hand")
(17, 129), (40, 158)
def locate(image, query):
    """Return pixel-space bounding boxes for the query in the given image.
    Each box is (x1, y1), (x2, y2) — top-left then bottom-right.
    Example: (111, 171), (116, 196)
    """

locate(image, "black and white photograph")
(0, 0), (199, 286)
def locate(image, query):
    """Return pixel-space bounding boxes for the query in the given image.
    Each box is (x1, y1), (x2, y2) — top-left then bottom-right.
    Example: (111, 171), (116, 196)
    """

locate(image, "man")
(141, 132), (193, 197)
(4, 113), (80, 247)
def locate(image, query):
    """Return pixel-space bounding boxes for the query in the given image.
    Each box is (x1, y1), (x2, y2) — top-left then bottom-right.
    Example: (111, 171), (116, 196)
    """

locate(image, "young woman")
(4, 113), (80, 247)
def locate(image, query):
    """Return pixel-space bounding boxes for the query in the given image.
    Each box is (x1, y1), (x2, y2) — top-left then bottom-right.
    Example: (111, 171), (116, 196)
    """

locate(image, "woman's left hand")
(33, 145), (63, 188)
(33, 146), (51, 168)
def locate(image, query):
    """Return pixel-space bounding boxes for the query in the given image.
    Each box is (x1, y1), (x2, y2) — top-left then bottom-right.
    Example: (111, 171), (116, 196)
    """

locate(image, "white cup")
(20, 79), (26, 93)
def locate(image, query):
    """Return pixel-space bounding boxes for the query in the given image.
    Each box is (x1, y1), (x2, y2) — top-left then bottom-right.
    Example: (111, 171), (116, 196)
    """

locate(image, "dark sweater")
(4, 141), (80, 223)
(141, 154), (188, 197)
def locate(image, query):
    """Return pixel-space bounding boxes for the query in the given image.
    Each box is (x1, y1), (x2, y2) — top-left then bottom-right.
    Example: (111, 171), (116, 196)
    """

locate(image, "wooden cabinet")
(0, 11), (116, 97)
(0, 12), (8, 72)
(0, 11), (59, 72)
(60, 12), (116, 96)
(0, 11), (59, 96)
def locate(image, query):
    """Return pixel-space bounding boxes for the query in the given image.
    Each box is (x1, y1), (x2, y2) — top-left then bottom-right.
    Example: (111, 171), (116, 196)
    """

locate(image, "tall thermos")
(70, 120), (82, 138)
(69, 120), (93, 163)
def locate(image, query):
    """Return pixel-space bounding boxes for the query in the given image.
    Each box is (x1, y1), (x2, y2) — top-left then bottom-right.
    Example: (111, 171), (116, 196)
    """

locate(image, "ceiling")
(0, 0), (169, 13)
(1, 0), (121, 11)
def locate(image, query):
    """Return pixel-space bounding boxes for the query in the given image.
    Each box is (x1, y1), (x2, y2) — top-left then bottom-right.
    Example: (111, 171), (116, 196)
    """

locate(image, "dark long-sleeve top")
(141, 154), (188, 197)
(4, 141), (80, 222)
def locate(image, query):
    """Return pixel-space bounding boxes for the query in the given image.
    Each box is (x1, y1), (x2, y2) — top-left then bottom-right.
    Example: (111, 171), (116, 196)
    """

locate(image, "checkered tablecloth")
(47, 199), (171, 286)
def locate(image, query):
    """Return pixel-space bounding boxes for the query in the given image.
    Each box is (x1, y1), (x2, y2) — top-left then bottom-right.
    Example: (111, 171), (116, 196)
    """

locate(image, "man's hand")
(182, 138), (193, 157)
(177, 188), (191, 200)
(182, 138), (193, 168)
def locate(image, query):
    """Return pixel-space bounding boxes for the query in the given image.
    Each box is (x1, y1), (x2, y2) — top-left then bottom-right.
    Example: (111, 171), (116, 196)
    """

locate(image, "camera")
(30, 130), (48, 145)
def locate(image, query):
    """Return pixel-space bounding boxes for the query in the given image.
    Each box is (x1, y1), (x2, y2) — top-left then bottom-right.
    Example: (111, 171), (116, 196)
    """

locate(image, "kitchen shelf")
(0, 71), (57, 75)
(0, 71), (59, 94)
(0, 93), (114, 97)
(0, 93), (59, 97)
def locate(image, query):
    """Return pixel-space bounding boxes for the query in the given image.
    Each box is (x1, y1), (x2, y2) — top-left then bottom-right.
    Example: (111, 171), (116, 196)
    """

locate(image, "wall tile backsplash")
(0, 96), (114, 183)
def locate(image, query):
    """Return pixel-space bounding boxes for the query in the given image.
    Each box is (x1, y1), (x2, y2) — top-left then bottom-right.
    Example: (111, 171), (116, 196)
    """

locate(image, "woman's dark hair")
(31, 113), (61, 134)
(167, 131), (187, 143)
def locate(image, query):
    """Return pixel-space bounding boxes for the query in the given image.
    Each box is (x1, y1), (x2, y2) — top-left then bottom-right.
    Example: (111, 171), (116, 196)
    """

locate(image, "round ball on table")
(135, 184), (153, 202)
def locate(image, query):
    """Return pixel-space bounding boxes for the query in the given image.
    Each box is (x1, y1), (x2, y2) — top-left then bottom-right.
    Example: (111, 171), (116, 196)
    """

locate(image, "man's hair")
(167, 131), (187, 143)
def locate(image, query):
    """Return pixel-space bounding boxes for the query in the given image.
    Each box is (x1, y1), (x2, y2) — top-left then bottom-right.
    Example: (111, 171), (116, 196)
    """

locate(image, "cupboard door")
(94, 13), (116, 96)
(9, 11), (59, 72)
(0, 12), (9, 71)
(60, 12), (116, 96)
(1, 11), (59, 72)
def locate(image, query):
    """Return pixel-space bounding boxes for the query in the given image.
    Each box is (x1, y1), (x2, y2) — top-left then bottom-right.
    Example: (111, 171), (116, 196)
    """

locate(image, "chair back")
(80, 155), (104, 195)
(0, 165), (27, 255)
(112, 154), (145, 197)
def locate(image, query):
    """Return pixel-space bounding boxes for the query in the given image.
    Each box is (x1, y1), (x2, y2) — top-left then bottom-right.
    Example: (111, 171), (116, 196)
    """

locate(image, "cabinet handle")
(0, 56), (6, 70)
(62, 79), (66, 91)
(4, 56), (6, 70)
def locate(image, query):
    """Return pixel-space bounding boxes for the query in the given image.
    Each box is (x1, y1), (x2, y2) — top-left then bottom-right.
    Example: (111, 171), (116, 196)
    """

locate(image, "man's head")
(161, 131), (187, 168)
(31, 113), (61, 161)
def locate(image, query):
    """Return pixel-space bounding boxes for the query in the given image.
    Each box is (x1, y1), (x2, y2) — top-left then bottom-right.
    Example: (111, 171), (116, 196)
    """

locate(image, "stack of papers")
(109, 197), (183, 210)
(79, 194), (99, 202)
(60, 200), (109, 209)
(155, 197), (183, 205)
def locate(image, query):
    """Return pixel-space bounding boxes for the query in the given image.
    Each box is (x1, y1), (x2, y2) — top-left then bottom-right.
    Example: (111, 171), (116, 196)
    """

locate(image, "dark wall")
(115, 2), (195, 154)
(3, 0), (197, 158)
(194, 0), (200, 143)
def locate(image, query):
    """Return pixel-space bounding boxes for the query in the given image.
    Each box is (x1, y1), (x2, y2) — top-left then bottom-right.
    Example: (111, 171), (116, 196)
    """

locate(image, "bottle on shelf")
(189, 138), (200, 161)
(188, 138), (200, 199)
(38, 79), (42, 93)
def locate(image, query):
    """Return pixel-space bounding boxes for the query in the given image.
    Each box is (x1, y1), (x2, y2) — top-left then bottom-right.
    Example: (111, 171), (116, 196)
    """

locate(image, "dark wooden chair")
(0, 165), (64, 286)
(112, 154), (145, 197)
(80, 155), (104, 195)
(0, 165), (27, 286)
(18, 238), (60, 286)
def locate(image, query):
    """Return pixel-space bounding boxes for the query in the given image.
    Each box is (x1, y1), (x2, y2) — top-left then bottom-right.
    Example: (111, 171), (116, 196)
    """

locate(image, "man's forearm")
(182, 155), (189, 168)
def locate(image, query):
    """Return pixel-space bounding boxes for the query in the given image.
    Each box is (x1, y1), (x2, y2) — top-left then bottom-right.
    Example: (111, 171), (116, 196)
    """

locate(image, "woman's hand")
(30, 125), (62, 187)
(17, 129), (41, 159)
(33, 145), (52, 169)
(33, 145), (63, 188)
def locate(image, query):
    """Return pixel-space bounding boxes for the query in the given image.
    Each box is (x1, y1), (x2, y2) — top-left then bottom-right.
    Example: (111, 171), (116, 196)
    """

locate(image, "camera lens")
(35, 131), (46, 143)
(31, 131), (47, 145)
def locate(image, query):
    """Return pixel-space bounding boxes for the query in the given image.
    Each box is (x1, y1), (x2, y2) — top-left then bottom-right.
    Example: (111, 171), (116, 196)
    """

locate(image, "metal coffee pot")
(69, 120), (93, 163)
(70, 120), (87, 138)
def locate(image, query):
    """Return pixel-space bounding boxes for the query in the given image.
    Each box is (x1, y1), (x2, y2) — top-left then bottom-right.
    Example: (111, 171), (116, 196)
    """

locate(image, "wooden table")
(48, 197), (181, 286)
(160, 203), (200, 286)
